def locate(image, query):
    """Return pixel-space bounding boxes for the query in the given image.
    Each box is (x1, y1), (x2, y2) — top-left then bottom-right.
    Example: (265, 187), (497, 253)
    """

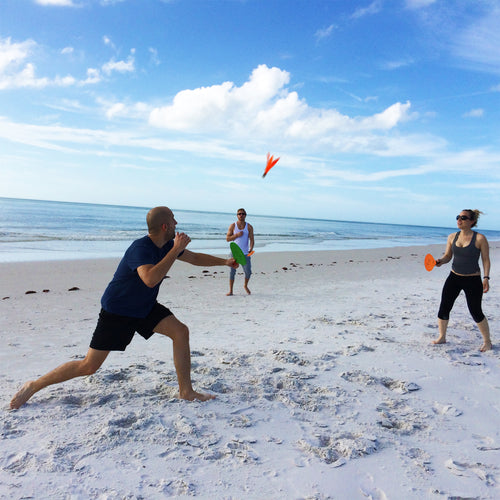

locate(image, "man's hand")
(173, 232), (191, 253)
(227, 258), (239, 269)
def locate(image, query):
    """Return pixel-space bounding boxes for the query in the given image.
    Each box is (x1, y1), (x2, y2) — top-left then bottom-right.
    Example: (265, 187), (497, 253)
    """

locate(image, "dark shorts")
(90, 302), (173, 351)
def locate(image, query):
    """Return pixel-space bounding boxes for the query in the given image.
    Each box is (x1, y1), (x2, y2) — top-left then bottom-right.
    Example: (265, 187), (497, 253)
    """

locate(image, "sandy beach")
(1, 244), (499, 499)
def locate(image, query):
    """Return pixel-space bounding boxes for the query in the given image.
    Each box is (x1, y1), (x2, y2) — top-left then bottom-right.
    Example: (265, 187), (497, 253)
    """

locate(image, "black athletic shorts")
(89, 302), (173, 351)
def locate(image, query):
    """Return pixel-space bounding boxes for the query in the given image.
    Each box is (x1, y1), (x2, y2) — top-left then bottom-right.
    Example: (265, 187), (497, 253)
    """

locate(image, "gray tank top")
(452, 231), (480, 275)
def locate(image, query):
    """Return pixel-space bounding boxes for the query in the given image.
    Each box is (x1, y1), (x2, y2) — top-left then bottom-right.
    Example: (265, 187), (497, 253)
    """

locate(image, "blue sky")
(1, 0), (499, 229)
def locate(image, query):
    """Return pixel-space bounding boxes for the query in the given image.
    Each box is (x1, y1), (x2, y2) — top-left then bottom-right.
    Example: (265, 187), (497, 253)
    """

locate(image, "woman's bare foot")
(10, 381), (37, 409)
(226, 292), (233, 296)
(480, 341), (492, 352)
(244, 286), (251, 295)
(179, 389), (215, 402)
(432, 337), (446, 345)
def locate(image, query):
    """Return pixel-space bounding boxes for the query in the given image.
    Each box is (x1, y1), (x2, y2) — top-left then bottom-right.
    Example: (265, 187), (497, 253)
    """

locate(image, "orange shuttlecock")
(262, 152), (280, 178)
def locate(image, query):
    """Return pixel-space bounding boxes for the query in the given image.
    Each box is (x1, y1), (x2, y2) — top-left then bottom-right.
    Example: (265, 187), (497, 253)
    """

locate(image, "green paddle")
(230, 242), (247, 265)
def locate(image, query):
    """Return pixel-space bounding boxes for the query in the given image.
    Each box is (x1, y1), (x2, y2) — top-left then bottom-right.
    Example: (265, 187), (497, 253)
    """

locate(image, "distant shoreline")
(2, 238), (500, 265)
(2, 197), (500, 264)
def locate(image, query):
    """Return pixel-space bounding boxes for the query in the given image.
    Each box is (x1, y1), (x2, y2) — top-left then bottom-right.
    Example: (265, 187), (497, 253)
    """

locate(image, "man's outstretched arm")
(178, 249), (237, 268)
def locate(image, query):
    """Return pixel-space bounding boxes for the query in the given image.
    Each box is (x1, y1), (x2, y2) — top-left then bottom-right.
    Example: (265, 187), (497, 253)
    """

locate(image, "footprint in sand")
(444, 458), (496, 485)
(359, 474), (388, 500)
(432, 402), (463, 417)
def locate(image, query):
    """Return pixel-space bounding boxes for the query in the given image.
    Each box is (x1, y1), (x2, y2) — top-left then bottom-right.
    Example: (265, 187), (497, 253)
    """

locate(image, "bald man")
(10, 206), (238, 409)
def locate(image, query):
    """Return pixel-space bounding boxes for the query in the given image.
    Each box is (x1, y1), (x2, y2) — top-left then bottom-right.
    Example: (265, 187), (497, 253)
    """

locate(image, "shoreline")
(2, 241), (498, 302)
(2, 234), (500, 265)
(0, 243), (448, 297)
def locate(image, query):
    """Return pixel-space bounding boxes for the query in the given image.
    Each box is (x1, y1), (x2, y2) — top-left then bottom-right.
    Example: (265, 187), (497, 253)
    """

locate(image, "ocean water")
(1, 197), (500, 263)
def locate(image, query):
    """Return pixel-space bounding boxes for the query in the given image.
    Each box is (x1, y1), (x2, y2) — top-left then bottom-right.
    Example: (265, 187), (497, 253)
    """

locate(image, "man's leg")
(227, 266), (236, 295)
(154, 315), (214, 401)
(243, 259), (251, 295)
(10, 348), (109, 409)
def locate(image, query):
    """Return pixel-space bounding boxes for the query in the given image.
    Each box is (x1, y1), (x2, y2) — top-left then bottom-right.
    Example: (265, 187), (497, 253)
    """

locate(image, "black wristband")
(483, 276), (490, 280)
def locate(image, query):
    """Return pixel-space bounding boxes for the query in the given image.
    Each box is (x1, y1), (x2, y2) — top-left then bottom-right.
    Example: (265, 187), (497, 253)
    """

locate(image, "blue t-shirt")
(101, 236), (180, 318)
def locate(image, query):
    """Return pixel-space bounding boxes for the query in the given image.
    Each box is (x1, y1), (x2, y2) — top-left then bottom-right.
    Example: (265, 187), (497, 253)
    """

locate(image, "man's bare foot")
(480, 341), (492, 352)
(432, 337), (446, 345)
(226, 292), (233, 296)
(179, 389), (215, 402)
(244, 286), (251, 295)
(10, 381), (37, 409)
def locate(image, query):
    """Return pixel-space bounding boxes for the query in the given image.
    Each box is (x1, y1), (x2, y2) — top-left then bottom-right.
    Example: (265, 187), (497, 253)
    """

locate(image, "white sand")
(1, 244), (499, 499)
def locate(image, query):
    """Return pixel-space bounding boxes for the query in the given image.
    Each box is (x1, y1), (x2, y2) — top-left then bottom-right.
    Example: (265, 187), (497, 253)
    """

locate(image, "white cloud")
(44, 98), (86, 113)
(102, 100), (151, 120)
(381, 58), (415, 70)
(149, 64), (415, 156)
(101, 54), (135, 75)
(463, 108), (484, 118)
(0, 37), (137, 89)
(149, 47), (160, 66)
(105, 102), (125, 119)
(150, 65), (291, 132)
(314, 24), (336, 43)
(103, 36), (116, 51)
(351, 1), (382, 20)
(452, 7), (500, 75)
(81, 68), (101, 85)
(360, 101), (414, 129)
(1, 112), (499, 198)
(0, 38), (35, 74)
(0, 37), (75, 89)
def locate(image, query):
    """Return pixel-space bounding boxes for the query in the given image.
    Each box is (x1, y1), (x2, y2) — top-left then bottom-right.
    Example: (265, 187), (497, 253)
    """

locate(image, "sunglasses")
(456, 215), (471, 221)
(237, 213), (246, 216)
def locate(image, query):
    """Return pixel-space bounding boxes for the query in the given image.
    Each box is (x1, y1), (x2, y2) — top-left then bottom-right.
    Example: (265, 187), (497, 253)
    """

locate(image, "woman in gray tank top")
(432, 209), (492, 352)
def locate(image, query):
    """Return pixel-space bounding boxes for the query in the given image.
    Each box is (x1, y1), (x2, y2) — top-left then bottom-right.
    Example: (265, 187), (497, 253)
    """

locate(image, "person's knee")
(472, 312), (485, 323)
(80, 353), (106, 376)
(438, 306), (450, 321)
(80, 359), (101, 376)
(171, 322), (190, 343)
(467, 300), (484, 323)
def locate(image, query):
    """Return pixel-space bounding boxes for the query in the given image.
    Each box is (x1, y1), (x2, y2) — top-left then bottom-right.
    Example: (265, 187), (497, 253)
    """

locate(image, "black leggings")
(438, 272), (485, 323)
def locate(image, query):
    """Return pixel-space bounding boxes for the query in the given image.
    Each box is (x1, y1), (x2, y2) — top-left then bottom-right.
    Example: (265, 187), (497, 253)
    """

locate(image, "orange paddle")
(247, 251), (254, 257)
(424, 253), (436, 272)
